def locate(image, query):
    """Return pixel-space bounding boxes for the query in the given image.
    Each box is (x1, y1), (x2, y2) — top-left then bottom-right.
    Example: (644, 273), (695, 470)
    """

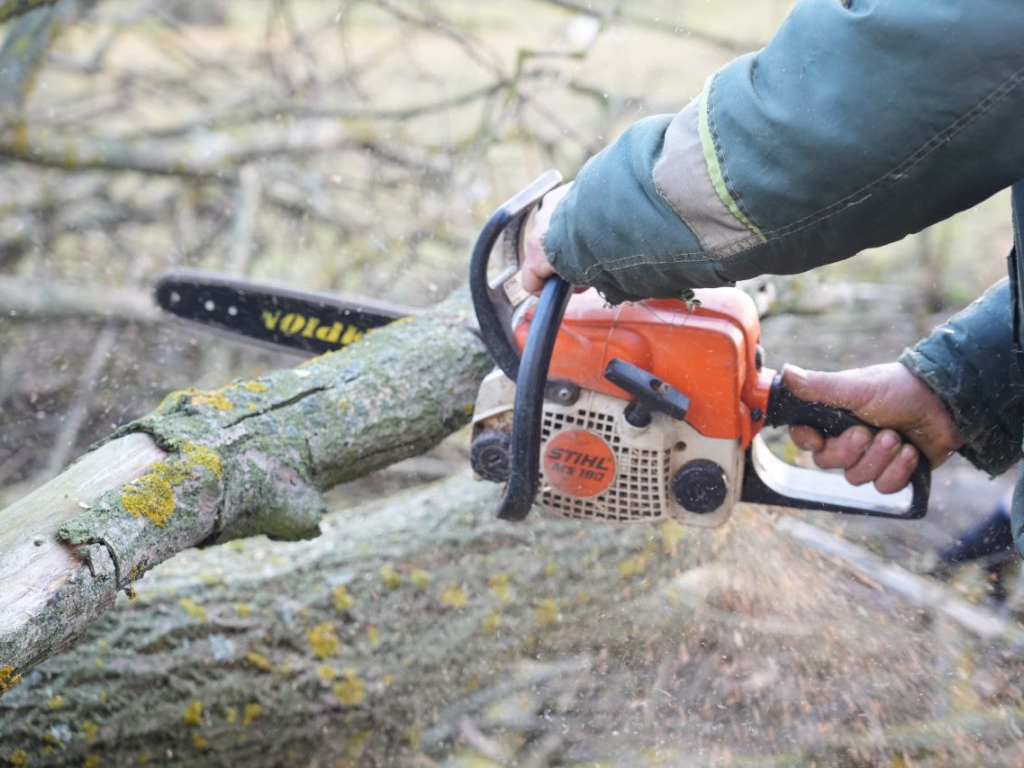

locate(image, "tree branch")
(0, 0), (58, 26)
(0, 275), (160, 323)
(0, 293), (491, 678)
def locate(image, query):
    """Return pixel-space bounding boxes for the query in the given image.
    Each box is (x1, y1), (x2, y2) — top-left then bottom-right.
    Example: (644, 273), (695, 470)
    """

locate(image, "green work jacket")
(540, 0), (1024, 546)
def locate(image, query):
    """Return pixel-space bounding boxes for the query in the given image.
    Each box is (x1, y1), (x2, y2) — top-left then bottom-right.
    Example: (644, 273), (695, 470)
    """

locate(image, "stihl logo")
(543, 430), (616, 498)
(262, 310), (364, 346)
(545, 447), (613, 472)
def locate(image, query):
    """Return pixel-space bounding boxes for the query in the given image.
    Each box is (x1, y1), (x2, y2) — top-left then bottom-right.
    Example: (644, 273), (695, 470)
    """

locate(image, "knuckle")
(844, 468), (869, 487)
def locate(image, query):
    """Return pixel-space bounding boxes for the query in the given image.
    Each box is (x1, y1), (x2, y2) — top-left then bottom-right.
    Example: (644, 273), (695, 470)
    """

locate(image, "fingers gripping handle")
(470, 170), (563, 381)
(741, 375), (930, 519)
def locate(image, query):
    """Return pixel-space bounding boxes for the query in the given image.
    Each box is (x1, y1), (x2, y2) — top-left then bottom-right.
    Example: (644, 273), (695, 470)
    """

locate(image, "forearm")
(900, 280), (1024, 476)
(545, 0), (1024, 303)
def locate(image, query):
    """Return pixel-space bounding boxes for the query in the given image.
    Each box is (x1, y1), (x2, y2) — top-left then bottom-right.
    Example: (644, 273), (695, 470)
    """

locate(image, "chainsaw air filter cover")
(473, 373), (743, 526)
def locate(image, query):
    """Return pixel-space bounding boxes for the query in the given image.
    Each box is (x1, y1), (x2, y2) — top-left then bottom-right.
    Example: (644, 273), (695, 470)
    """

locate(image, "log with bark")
(0, 475), (717, 765)
(0, 293), (488, 679)
(4, 473), (1020, 766)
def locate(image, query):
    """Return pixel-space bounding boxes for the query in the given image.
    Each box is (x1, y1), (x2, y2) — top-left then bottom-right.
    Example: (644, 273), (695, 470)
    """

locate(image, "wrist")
(896, 361), (965, 461)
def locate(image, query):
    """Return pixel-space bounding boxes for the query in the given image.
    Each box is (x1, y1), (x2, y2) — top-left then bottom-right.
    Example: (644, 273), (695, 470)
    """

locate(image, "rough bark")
(0, 294), (489, 680)
(0, 475), (719, 766)
(2, 476), (1012, 767)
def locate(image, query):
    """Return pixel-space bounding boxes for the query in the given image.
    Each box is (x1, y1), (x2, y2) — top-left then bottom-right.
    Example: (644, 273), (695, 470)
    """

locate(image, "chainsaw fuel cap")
(672, 459), (728, 514)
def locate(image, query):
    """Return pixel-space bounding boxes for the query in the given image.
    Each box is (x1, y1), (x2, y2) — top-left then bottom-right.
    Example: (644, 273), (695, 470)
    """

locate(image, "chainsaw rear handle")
(741, 375), (930, 519)
(470, 169), (563, 381)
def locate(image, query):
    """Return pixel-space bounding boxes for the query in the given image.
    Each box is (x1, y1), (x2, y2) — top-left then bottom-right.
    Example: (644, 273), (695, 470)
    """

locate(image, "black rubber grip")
(744, 374), (930, 519)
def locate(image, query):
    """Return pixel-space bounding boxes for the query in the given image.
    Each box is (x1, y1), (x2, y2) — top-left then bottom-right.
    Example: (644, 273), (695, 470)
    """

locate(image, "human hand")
(522, 183), (572, 295)
(783, 362), (963, 493)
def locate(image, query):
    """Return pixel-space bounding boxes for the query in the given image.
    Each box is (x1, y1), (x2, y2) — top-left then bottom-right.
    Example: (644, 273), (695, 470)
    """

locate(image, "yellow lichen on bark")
(182, 700), (203, 726)
(243, 703), (262, 726)
(379, 565), (402, 589)
(308, 623), (340, 659)
(488, 573), (510, 603)
(181, 442), (223, 479)
(189, 389), (234, 411)
(345, 729), (372, 761)
(317, 665), (336, 681)
(0, 666), (22, 696)
(332, 585), (354, 612)
(121, 473), (174, 527)
(403, 726), (422, 750)
(334, 668), (366, 706)
(618, 542), (656, 578)
(409, 569), (431, 590)
(148, 459), (190, 486)
(535, 598), (558, 627)
(660, 519), (687, 551)
(440, 584), (468, 609)
(178, 598), (206, 621)
(245, 652), (274, 673)
(482, 612), (502, 634)
(156, 385), (238, 412)
(120, 441), (223, 528)
(243, 381), (268, 393)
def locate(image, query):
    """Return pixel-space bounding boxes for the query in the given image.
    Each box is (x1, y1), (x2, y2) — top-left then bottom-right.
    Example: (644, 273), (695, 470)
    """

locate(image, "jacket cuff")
(898, 280), (1024, 476)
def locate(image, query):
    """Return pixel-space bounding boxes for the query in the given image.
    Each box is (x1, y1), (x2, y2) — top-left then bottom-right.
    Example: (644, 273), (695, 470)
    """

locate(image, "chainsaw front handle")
(494, 275), (573, 521)
(741, 375), (930, 519)
(469, 171), (574, 521)
(470, 170), (563, 381)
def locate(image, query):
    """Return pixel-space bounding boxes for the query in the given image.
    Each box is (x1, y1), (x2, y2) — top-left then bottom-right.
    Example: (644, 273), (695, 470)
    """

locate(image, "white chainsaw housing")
(471, 369), (743, 527)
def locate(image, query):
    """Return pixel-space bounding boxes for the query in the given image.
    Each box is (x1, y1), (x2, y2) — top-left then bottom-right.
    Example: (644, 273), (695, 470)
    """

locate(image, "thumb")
(782, 364), (875, 414)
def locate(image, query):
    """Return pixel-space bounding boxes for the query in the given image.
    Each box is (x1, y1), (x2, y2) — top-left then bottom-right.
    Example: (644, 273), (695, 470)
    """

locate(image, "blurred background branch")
(0, 0), (61, 26)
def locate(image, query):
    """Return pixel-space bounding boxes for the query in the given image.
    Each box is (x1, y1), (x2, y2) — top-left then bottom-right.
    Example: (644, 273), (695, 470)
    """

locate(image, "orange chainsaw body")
(514, 289), (774, 447)
(472, 286), (778, 528)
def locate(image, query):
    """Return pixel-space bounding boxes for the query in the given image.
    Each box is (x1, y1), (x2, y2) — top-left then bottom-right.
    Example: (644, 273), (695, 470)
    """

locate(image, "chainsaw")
(154, 174), (929, 525)
(467, 171), (930, 525)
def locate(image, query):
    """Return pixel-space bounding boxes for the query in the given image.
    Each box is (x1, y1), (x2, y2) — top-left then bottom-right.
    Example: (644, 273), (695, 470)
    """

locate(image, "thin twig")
(0, 0), (58, 25)
(775, 516), (1021, 642)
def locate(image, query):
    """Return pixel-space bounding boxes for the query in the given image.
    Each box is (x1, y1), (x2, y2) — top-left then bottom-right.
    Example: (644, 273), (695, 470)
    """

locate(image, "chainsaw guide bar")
(154, 270), (417, 356)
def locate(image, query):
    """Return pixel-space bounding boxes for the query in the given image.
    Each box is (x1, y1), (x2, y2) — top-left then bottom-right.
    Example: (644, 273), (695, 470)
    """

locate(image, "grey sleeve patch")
(652, 99), (762, 259)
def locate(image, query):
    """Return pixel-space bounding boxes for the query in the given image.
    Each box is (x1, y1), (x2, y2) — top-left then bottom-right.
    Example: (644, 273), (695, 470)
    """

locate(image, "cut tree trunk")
(0, 293), (489, 680)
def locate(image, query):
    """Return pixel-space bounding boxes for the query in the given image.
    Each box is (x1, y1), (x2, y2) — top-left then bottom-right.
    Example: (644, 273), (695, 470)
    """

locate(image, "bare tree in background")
(0, 0), (751, 493)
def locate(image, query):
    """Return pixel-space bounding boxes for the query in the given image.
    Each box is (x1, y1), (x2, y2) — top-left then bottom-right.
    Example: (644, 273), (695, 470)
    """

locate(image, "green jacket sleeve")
(900, 279), (1024, 476)
(543, 0), (1024, 304)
